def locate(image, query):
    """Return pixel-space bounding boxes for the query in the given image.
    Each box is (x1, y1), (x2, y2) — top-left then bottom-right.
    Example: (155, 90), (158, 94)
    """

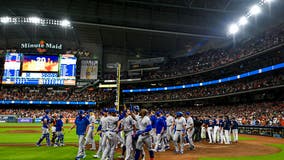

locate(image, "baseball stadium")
(0, 0), (284, 160)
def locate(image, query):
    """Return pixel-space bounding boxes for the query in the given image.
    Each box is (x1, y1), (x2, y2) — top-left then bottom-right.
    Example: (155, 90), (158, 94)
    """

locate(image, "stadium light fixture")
(250, 5), (261, 15)
(0, 16), (11, 24)
(239, 16), (248, 26)
(60, 19), (71, 27)
(228, 24), (239, 35)
(29, 17), (40, 24)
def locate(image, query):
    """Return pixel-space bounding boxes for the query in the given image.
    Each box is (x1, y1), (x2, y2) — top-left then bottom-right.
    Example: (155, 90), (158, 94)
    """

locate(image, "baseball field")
(0, 123), (284, 160)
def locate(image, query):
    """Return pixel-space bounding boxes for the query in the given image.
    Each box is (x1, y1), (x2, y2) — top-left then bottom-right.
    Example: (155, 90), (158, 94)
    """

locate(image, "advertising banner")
(17, 118), (33, 123)
(35, 118), (42, 123)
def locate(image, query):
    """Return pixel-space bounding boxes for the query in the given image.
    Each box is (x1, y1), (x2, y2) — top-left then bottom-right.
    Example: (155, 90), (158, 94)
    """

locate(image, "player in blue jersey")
(153, 111), (167, 152)
(219, 116), (225, 144)
(232, 117), (239, 143)
(207, 117), (214, 144)
(36, 110), (51, 146)
(150, 111), (157, 146)
(224, 116), (231, 144)
(55, 115), (64, 147)
(70, 110), (90, 160)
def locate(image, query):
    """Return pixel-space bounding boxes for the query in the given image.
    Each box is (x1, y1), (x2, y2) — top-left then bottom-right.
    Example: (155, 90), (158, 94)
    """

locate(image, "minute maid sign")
(21, 40), (63, 52)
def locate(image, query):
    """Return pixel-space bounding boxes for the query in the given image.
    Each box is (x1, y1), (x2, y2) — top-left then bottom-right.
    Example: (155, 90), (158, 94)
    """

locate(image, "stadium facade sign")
(20, 40), (63, 50)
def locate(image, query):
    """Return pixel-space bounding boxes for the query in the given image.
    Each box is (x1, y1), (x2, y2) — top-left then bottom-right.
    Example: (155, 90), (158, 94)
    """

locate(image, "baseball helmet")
(45, 109), (50, 114)
(108, 108), (117, 113)
(186, 112), (190, 115)
(156, 111), (161, 116)
(59, 115), (63, 119)
(102, 108), (108, 112)
(133, 105), (140, 112)
(78, 110), (85, 115)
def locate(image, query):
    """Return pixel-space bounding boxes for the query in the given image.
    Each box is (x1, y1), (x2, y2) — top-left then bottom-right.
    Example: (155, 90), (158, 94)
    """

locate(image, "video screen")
(22, 55), (59, 72)
(2, 53), (77, 86)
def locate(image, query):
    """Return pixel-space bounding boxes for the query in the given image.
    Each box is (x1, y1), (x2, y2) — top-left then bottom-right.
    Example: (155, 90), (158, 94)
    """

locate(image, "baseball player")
(94, 108), (108, 159)
(201, 116), (207, 141)
(55, 115), (64, 147)
(51, 113), (57, 146)
(84, 111), (96, 150)
(121, 108), (136, 160)
(36, 110), (51, 147)
(207, 117), (214, 144)
(70, 110), (90, 160)
(153, 111), (167, 152)
(185, 112), (195, 150)
(132, 105), (146, 160)
(101, 108), (123, 160)
(232, 117), (239, 143)
(224, 116), (231, 144)
(165, 112), (174, 149)
(219, 116), (225, 144)
(172, 112), (186, 154)
(213, 116), (220, 143)
(150, 111), (157, 146)
(134, 109), (155, 160)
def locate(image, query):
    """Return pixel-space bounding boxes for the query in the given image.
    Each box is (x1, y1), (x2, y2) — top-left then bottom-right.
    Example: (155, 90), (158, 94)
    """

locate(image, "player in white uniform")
(172, 112), (187, 154)
(121, 109), (136, 160)
(93, 108), (108, 158)
(84, 111), (96, 150)
(165, 112), (174, 149)
(185, 112), (195, 150)
(134, 109), (155, 160)
(101, 108), (123, 160)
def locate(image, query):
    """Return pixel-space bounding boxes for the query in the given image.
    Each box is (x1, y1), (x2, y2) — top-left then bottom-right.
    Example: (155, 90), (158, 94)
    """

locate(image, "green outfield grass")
(0, 123), (99, 144)
(0, 123), (282, 160)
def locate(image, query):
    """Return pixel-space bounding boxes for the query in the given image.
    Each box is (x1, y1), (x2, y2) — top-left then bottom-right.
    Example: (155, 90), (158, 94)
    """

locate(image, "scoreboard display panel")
(3, 53), (21, 77)
(2, 53), (77, 86)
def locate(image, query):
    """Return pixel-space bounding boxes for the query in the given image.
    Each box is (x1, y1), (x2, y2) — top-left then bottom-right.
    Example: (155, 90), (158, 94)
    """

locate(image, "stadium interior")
(0, 0), (284, 160)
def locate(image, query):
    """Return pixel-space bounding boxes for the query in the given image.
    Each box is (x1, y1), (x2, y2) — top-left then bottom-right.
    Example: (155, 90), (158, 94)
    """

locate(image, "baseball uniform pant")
(207, 127), (213, 143)
(232, 129), (238, 142)
(187, 128), (195, 148)
(77, 135), (86, 157)
(101, 132), (117, 160)
(173, 131), (184, 153)
(224, 130), (230, 144)
(213, 126), (220, 143)
(84, 127), (96, 149)
(124, 131), (133, 160)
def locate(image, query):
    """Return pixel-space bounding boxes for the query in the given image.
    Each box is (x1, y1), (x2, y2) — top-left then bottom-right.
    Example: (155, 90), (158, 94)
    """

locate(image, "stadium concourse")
(1, 0), (284, 160)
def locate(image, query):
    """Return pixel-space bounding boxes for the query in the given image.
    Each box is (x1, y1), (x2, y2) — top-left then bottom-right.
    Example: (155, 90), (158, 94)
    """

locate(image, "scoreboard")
(3, 53), (21, 77)
(59, 54), (76, 78)
(2, 53), (77, 86)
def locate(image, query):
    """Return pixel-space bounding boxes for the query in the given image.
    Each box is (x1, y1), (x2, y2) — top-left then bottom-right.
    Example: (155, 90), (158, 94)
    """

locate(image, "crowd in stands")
(146, 101), (284, 127)
(126, 23), (284, 80)
(1, 101), (283, 127)
(124, 73), (284, 102)
(0, 86), (115, 102)
(0, 109), (80, 119)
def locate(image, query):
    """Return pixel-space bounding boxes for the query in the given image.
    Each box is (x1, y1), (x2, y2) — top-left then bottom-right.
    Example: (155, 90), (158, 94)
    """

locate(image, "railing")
(239, 125), (284, 138)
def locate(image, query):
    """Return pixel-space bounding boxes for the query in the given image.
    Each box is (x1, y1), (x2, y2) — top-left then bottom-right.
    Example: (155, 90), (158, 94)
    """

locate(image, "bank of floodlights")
(227, 0), (275, 35)
(0, 16), (72, 28)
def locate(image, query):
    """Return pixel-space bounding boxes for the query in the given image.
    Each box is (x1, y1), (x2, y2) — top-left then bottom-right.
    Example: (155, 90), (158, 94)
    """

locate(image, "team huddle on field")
(35, 106), (239, 160)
